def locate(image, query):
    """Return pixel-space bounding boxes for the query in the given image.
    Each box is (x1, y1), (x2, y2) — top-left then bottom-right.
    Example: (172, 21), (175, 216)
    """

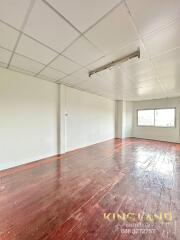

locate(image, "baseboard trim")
(0, 154), (61, 177)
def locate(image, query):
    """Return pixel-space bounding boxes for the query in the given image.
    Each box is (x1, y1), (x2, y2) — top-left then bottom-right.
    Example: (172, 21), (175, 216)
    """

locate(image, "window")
(138, 110), (154, 126)
(137, 108), (175, 127)
(155, 109), (175, 127)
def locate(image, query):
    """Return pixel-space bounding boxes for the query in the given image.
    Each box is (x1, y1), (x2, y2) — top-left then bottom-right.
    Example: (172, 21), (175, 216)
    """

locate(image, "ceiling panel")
(59, 74), (83, 86)
(10, 66), (35, 76)
(90, 91), (116, 100)
(0, 62), (7, 68)
(126, 0), (180, 36)
(128, 70), (157, 83)
(38, 67), (66, 82)
(143, 19), (180, 57)
(0, 22), (19, 50)
(97, 91), (124, 100)
(0, 0), (179, 100)
(123, 59), (153, 76)
(166, 92), (180, 98)
(75, 68), (134, 94)
(133, 78), (159, 89)
(0, 47), (12, 65)
(127, 85), (165, 100)
(121, 59), (158, 85)
(74, 77), (106, 92)
(46, 0), (122, 32)
(63, 37), (104, 66)
(159, 74), (180, 93)
(50, 54), (81, 74)
(10, 54), (45, 75)
(100, 69), (134, 91)
(75, 78), (124, 97)
(152, 48), (180, 76)
(16, 35), (58, 64)
(24, 0), (80, 52)
(85, 3), (138, 54)
(0, 0), (32, 30)
(73, 68), (90, 82)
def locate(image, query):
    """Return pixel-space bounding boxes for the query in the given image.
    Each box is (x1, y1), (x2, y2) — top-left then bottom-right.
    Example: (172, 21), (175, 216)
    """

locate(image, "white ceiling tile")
(10, 54), (44, 74)
(59, 74), (83, 86)
(85, 3), (138, 54)
(38, 67), (66, 81)
(0, 0), (32, 29)
(123, 59), (154, 77)
(151, 49), (180, 97)
(0, 62), (7, 68)
(75, 78), (104, 92)
(63, 37), (104, 66)
(159, 74), (180, 93)
(129, 70), (157, 83)
(16, 35), (58, 64)
(0, 47), (12, 64)
(152, 48), (180, 76)
(0, 22), (19, 50)
(76, 68), (133, 94)
(143, 20), (180, 57)
(87, 55), (113, 73)
(46, 0), (122, 32)
(10, 66), (35, 76)
(88, 57), (156, 84)
(24, 0), (80, 52)
(71, 66), (167, 100)
(126, 0), (180, 36)
(73, 68), (90, 81)
(129, 85), (165, 99)
(92, 91), (116, 100)
(133, 78), (159, 89)
(59, 67), (98, 87)
(49, 55), (81, 74)
(166, 92), (180, 98)
(114, 91), (135, 101)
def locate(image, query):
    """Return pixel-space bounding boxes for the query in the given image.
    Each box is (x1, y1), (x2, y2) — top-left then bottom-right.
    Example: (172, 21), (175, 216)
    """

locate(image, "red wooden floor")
(0, 138), (180, 240)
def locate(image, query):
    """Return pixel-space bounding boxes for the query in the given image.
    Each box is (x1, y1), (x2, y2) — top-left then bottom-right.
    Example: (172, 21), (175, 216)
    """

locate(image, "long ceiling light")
(89, 48), (140, 77)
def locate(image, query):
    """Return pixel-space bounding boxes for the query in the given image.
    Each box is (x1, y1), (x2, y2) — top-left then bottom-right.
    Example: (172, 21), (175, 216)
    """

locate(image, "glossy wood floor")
(0, 138), (180, 240)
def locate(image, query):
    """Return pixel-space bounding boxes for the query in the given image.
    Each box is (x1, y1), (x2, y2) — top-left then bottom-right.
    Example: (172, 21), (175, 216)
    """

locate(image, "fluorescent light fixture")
(89, 48), (140, 77)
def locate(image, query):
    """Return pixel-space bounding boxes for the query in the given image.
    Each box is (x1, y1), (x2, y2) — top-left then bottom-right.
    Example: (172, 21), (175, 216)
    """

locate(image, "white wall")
(133, 97), (180, 143)
(0, 71), (116, 170)
(0, 68), (58, 170)
(115, 100), (133, 138)
(59, 85), (115, 152)
(115, 100), (123, 138)
(124, 101), (133, 138)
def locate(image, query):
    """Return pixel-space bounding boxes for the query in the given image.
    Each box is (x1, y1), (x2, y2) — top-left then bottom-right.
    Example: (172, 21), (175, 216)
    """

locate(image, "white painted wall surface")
(59, 84), (67, 154)
(124, 101), (133, 138)
(115, 100), (123, 138)
(115, 100), (133, 138)
(133, 97), (180, 143)
(0, 68), (58, 170)
(60, 86), (115, 152)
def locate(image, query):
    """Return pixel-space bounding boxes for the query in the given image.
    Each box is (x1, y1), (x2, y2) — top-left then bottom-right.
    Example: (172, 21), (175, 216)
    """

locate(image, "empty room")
(0, 0), (180, 239)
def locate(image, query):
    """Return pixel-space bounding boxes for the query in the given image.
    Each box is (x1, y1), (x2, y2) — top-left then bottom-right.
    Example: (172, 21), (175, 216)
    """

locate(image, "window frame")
(137, 107), (176, 128)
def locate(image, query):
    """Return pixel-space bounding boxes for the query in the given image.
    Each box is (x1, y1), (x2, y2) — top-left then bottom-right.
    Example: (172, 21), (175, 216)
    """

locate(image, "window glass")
(138, 110), (154, 126)
(155, 109), (175, 127)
